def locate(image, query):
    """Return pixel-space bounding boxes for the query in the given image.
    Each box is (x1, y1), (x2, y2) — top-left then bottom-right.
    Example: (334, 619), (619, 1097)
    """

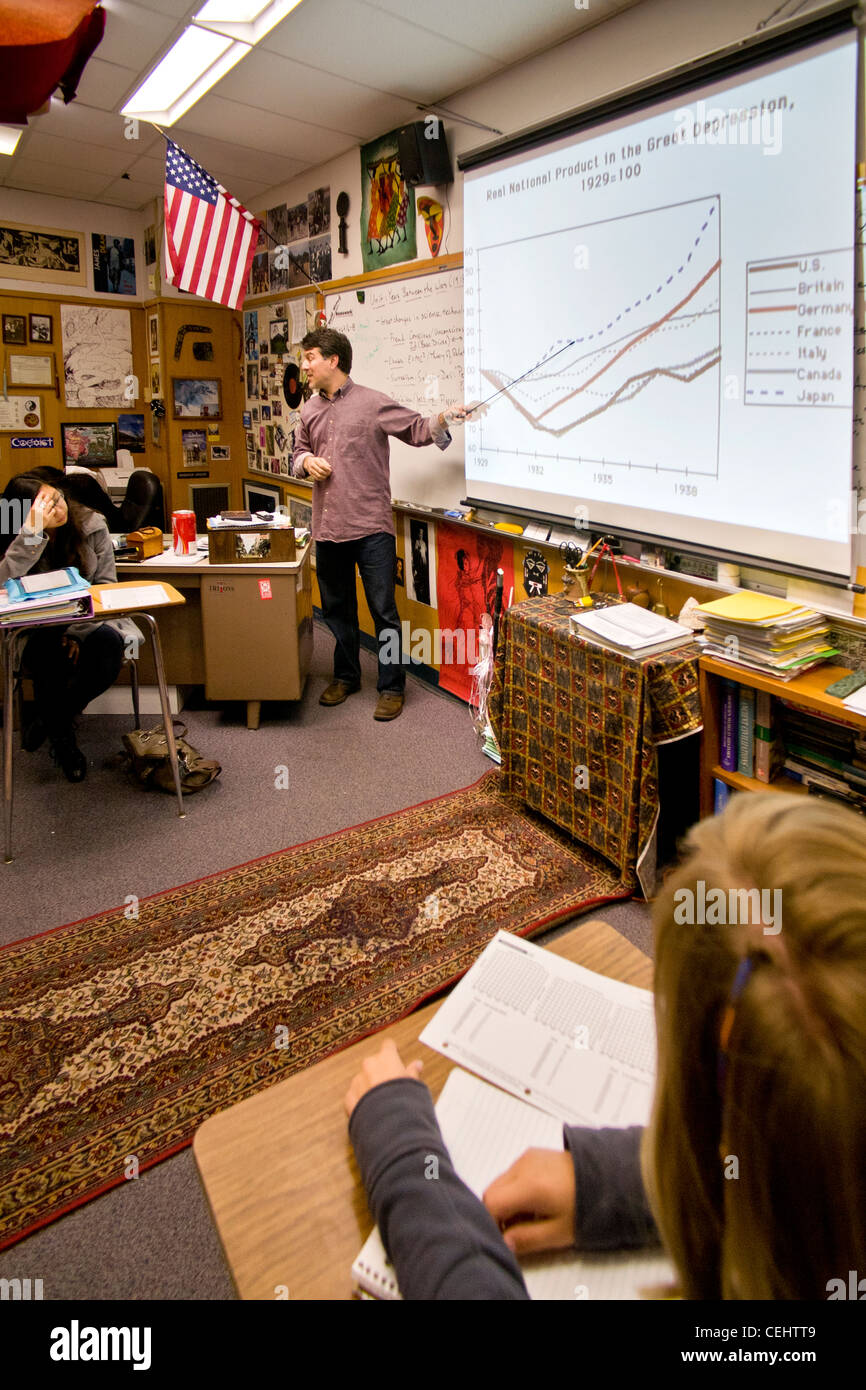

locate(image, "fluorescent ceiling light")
(121, 26), (248, 125)
(193, 0), (304, 45)
(0, 126), (23, 156)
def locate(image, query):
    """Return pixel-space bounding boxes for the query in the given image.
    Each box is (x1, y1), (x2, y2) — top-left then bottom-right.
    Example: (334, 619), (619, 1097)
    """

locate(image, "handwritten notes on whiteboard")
(325, 269), (464, 508)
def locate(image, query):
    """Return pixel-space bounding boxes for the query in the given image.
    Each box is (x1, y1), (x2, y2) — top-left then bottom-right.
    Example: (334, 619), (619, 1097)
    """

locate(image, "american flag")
(163, 140), (261, 310)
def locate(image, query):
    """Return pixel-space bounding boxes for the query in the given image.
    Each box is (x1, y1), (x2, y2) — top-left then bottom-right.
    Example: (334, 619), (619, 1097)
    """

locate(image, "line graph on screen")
(467, 195), (721, 482)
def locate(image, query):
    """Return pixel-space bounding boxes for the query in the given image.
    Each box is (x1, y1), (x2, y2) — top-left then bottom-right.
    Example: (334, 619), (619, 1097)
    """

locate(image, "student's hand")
(483, 1148), (576, 1255)
(24, 485), (64, 534)
(344, 1039), (425, 1118)
(61, 635), (80, 666)
(304, 456), (332, 480)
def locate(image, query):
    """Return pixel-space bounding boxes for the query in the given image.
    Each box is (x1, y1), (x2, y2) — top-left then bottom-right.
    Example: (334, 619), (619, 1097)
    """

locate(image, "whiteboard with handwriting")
(325, 267), (464, 508)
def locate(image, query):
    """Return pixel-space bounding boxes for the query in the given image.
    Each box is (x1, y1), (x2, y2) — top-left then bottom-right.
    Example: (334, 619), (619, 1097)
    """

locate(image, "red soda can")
(172, 510), (196, 555)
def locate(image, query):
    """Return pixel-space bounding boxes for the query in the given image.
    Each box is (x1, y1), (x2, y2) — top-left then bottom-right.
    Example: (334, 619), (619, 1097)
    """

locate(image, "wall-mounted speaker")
(397, 120), (453, 187)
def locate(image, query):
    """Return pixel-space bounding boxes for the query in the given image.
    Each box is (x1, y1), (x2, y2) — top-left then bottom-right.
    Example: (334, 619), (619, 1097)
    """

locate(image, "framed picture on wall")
(61, 421), (118, 467)
(172, 377), (222, 419)
(29, 313), (53, 343)
(148, 312), (159, 358)
(2, 314), (26, 345)
(0, 221), (86, 286)
(243, 480), (282, 513)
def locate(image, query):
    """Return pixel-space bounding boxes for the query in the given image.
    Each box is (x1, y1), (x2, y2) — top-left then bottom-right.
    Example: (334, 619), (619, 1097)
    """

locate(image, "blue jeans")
(316, 533), (405, 693)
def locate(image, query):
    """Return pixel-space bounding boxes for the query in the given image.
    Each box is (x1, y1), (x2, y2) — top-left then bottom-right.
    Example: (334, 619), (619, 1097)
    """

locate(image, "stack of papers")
(570, 602), (693, 658)
(697, 592), (838, 681)
(0, 567), (93, 626)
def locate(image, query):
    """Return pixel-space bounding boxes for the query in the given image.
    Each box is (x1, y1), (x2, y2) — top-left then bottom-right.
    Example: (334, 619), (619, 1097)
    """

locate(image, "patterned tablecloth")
(488, 595), (703, 895)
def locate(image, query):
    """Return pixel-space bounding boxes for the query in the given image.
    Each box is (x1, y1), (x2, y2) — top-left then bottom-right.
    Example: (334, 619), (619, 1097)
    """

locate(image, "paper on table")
(843, 683), (866, 713)
(420, 931), (656, 1128)
(353, 1069), (674, 1300)
(99, 585), (171, 609)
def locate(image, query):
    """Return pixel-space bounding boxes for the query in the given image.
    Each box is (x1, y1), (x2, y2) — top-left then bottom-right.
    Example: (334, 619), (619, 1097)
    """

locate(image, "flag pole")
(153, 122), (327, 298)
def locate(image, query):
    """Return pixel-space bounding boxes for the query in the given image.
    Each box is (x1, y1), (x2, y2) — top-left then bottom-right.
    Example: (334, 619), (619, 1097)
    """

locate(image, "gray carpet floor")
(0, 623), (651, 1299)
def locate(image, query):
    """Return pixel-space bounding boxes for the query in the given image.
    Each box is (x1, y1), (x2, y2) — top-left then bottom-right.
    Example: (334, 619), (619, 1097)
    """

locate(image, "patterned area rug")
(0, 771), (632, 1250)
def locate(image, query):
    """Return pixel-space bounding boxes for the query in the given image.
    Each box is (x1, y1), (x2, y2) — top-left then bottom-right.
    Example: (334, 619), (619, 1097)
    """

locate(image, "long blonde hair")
(643, 792), (866, 1298)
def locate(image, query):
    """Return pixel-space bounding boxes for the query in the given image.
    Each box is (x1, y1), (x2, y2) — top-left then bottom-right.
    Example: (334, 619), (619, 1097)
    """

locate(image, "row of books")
(720, 681), (781, 782)
(720, 681), (866, 811)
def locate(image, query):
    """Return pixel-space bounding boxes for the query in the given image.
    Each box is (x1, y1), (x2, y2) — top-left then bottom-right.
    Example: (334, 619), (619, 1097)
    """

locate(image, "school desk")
(193, 917), (653, 1301)
(1, 580), (186, 862)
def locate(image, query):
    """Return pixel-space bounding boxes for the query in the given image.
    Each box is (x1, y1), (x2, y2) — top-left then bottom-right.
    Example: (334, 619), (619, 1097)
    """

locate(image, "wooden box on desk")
(207, 526), (296, 564)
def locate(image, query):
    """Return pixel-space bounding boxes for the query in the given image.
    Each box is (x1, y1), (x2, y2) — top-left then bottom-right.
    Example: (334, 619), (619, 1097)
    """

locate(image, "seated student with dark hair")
(345, 793), (866, 1299)
(0, 471), (124, 782)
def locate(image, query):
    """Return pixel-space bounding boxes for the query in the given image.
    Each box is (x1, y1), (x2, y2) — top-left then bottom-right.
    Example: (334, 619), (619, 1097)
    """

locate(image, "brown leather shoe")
(373, 692), (404, 721)
(319, 681), (361, 706)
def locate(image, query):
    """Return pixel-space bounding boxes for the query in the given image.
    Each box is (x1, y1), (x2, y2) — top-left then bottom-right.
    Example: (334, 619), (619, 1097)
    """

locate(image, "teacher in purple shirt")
(292, 328), (465, 721)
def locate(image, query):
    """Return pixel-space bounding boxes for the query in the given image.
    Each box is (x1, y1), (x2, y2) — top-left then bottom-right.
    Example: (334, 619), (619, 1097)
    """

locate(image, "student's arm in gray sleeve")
(350, 1078), (530, 1300)
(564, 1125), (661, 1250)
(0, 527), (48, 584)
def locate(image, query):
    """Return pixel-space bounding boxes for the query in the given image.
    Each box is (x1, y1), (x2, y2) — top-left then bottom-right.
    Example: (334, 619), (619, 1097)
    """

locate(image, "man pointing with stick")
(292, 328), (466, 720)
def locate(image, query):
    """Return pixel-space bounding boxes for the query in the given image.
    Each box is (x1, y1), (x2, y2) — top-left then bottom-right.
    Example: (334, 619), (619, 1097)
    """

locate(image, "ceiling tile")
(125, 0), (199, 17)
(5, 159), (115, 200)
(68, 54), (140, 112)
(122, 151), (169, 184)
(261, 0), (501, 101)
(34, 100), (162, 156)
(166, 129), (307, 186)
(359, 0), (632, 63)
(217, 49), (418, 137)
(94, 0), (183, 71)
(178, 96), (356, 164)
(99, 175), (164, 208)
(19, 132), (132, 177)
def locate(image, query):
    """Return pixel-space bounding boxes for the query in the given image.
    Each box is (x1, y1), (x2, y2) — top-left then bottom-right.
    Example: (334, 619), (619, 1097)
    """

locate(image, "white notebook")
(570, 603), (692, 657)
(352, 1068), (674, 1300)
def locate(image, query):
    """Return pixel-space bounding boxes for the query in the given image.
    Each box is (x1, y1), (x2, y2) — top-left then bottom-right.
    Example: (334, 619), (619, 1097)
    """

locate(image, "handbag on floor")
(122, 721), (221, 794)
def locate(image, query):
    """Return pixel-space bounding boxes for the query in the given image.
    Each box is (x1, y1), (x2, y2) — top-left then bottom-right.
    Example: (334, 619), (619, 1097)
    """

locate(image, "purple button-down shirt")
(291, 377), (451, 542)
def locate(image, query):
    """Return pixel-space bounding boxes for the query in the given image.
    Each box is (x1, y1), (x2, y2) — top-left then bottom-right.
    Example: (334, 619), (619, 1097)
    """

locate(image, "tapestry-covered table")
(488, 595), (702, 896)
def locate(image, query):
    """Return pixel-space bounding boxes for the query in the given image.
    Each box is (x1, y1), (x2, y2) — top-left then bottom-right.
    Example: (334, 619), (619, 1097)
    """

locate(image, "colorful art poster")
(91, 234), (136, 295)
(360, 131), (416, 273)
(435, 521), (514, 702)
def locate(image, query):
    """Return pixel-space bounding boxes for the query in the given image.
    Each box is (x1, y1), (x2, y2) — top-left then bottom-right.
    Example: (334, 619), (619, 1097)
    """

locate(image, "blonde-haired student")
(346, 793), (866, 1299)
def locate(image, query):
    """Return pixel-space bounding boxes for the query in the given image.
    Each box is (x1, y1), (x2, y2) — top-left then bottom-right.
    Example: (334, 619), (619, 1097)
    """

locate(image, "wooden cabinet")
(699, 656), (866, 816)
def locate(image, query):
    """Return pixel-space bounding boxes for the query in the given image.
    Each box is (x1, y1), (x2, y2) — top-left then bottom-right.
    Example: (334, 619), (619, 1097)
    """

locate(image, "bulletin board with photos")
(242, 295), (317, 481)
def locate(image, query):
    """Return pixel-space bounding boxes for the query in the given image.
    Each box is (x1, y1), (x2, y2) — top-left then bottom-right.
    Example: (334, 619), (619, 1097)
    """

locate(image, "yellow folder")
(697, 592), (803, 623)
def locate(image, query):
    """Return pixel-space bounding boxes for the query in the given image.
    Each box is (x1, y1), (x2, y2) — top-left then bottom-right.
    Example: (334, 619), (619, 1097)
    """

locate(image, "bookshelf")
(699, 657), (866, 815)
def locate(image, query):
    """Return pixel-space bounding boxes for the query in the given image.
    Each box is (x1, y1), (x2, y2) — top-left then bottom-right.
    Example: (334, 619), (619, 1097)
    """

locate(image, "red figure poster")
(435, 522), (514, 701)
